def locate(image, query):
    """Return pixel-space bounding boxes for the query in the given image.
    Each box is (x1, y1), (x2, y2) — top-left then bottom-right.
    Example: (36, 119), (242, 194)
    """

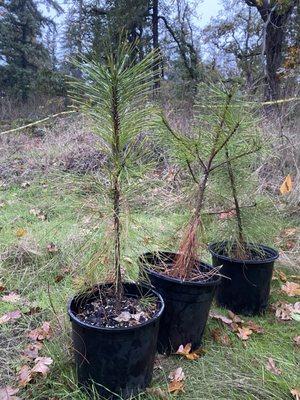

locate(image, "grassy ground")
(0, 119), (299, 399)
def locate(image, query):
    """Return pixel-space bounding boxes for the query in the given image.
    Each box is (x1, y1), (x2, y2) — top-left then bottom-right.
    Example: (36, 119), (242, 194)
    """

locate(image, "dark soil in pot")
(209, 241), (279, 316)
(68, 283), (164, 399)
(139, 252), (221, 355)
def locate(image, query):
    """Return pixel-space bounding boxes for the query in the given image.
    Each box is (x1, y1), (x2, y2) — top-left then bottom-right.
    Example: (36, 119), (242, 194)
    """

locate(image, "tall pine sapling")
(68, 41), (160, 299)
(158, 84), (261, 279)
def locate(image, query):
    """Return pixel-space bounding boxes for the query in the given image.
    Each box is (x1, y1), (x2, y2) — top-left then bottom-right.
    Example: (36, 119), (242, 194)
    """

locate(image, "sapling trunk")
(111, 81), (123, 299)
(225, 147), (247, 259)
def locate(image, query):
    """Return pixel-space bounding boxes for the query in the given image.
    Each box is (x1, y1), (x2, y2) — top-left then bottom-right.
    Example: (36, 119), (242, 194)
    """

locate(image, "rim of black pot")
(139, 251), (222, 287)
(67, 282), (165, 332)
(208, 241), (279, 264)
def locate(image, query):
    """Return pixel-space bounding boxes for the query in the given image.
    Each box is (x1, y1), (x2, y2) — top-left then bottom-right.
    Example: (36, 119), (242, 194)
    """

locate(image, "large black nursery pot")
(208, 242), (279, 316)
(139, 252), (221, 355)
(68, 282), (164, 399)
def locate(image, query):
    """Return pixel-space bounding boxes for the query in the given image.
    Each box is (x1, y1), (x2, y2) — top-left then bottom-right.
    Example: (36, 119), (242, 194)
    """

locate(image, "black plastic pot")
(208, 242), (279, 316)
(68, 283), (164, 399)
(139, 252), (221, 355)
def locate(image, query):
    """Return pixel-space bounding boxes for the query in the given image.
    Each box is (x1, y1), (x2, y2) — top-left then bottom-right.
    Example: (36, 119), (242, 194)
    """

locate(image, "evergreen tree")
(0, 0), (62, 99)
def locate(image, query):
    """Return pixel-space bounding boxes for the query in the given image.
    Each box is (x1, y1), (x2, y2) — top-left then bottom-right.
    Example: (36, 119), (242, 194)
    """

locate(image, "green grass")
(0, 174), (299, 400)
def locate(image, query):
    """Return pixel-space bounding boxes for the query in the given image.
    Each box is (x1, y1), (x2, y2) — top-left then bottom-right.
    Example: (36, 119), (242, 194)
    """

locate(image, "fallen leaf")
(282, 227), (297, 237)
(46, 243), (58, 253)
(0, 282), (5, 292)
(22, 342), (43, 360)
(280, 174), (293, 194)
(278, 270), (287, 282)
(168, 367), (185, 393)
(274, 302), (294, 320)
(27, 321), (52, 341)
(266, 357), (281, 376)
(1, 293), (21, 303)
(281, 282), (300, 297)
(168, 367), (185, 382)
(293, 336), (300, 347)
(291, 302), (300, 321)
(236, 327), (253, 340)
(31, 357), (53, 376)
(210, 311), (233, 325)
(17, 365), (32, 387)
(291, 388), (300, 400)
(0, 310), (22, 324)
(227, 310), (244, 324)
(175, 343), (201, 360)
(0, 386), (20, 400)
(211, 328), (231, 346)
(16, 228), (27, 238)
(247, 321), (264, 334)
(168, 380), (184, 394)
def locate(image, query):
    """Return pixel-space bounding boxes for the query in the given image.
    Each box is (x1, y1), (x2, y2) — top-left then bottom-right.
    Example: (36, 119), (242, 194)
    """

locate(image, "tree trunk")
(152, 0), (161, 89)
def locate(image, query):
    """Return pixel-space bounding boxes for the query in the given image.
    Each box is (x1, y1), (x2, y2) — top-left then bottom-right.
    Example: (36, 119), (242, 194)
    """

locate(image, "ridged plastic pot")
(139, 252), (221, 355)
(68, 283), (164, 399)
(209, 242), (279, 316)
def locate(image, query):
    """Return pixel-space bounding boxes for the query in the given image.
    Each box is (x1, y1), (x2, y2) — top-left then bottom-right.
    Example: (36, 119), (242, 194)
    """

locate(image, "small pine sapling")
(68, 41), (160, 299)
(158, 84), (262, 279)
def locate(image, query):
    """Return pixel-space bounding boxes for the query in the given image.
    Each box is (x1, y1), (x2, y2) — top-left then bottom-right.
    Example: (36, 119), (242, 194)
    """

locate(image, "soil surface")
(76, 288), (159, 328)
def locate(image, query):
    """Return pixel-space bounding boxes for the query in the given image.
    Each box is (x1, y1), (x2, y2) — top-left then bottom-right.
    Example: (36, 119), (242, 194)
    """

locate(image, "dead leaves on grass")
(0, 310), (22, 324)
(175, 343), (203, 360)
(210, 310), (264, 341)
(211, 328), (231, 346)
(274, 301), (300, 321)
(0, 386), (21, 400)
(27, 321), (52, 341)
(281, 282), (300, 297)
(168, 367), (185, 394)
(16, 322), (53, 388)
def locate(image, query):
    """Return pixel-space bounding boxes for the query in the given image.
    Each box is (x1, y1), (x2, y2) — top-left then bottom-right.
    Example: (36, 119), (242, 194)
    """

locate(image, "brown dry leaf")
(247, 321), (264, 334)
(31, 357), (53, 376)
(236, 327), (253, 340)
(266, 357), (281, 376)
(17, 365), (32, 387)
(293, 336), (300, 347)
(27, 321), (52, 341)
(0, 282), (5, 292)
(0, 310), (22, 324)
(22, 343), (43, 360)
(211, 328), (231, 346)
(291, 388), (300, 400)
(274, 302), (294, 321)
(282, 227), (297, 237)
(16, 228), (27, 238)
(281, 282), (300, 297)
(278, 270), (287, 282)
(227, 310), (244, 324)
(168, 380), (184, 394)
(0, 386), (21, 400)
(175, 343), (200, 360)
(1, 292), (21, 303)
(168, 367), (185, 394)
(210, 311), (233, 325)
(168, 367), (185, 382)
(46, 243), (58, 253)
(146, 387), (168, 400)
(280, 174), (293, 194)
